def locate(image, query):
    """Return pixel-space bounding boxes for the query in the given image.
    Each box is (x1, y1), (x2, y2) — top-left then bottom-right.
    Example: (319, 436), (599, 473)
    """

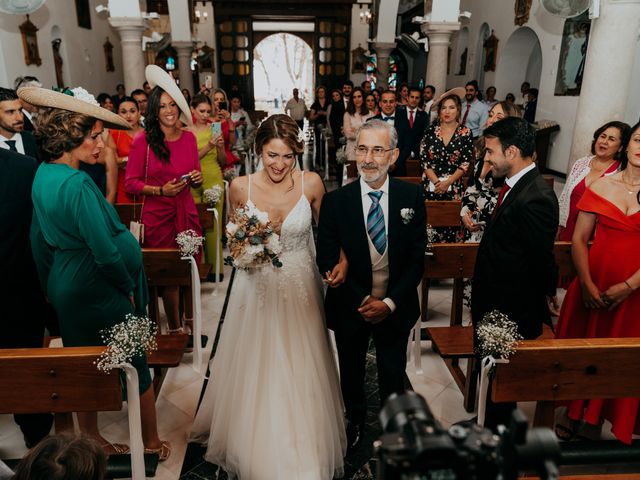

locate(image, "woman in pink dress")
(126, 82), (202, 332)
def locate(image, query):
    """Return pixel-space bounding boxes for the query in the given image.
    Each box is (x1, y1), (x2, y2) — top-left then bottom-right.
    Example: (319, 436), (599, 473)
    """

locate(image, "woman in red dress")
(556, 121), (640, 444)
(106, 96), (144, 203)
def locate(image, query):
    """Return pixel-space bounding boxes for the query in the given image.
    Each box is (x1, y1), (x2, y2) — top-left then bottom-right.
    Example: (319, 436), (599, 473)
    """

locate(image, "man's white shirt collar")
(506, 162), (536, 190)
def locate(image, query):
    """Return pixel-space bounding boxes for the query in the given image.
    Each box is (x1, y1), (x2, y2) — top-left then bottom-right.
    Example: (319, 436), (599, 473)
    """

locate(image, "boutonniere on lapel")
(400, 208), (414, 224)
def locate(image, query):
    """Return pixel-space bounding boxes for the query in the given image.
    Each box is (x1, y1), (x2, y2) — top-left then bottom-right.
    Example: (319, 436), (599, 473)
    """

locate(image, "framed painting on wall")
(514, 0), (532, 26)
(554, 12), (591, 96)
(19, 16), (41, 66)
(75, 0), (92, 29)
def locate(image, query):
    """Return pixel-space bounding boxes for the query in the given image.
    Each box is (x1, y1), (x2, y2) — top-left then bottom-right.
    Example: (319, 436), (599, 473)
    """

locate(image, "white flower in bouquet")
(203, 185), (223, 208)
(475, 310), (523, 361)
(96, 314), (158, 373)
(266, 234), (282, 255)
(176, 229), (204, 257)
(226, 222), (239, 236)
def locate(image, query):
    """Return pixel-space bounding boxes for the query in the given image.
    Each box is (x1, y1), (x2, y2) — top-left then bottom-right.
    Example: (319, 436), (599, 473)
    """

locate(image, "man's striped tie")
(367, 191), (386, 255)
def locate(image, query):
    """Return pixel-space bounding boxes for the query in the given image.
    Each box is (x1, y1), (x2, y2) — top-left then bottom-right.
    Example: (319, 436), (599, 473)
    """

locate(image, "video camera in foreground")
(374, 391), (560, 480)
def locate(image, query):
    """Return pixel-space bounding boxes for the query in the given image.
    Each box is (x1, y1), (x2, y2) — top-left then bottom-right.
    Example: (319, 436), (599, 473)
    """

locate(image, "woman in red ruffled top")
(555, 121), (640, 445)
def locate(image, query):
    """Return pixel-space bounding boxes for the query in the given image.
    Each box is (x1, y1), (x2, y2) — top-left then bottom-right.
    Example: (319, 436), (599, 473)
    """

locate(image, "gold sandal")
(102, 442), (130, 455)
(144, 440), (171, 461)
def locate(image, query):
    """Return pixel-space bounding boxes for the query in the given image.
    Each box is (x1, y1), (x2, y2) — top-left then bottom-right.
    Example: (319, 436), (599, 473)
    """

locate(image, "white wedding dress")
(190, 173), (346, 479)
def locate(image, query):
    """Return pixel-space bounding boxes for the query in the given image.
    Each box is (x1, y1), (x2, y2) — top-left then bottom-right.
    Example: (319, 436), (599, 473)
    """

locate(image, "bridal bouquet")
(203, 185), (223, 208)
(225, 205), (282, 269)
(96, 314), (158, 373)
(475, 310), (523, 363)
(176, 229), (204, 257)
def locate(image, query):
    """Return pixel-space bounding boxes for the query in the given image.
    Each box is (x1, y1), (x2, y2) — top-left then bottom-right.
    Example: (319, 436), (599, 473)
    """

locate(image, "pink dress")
(125, 131), (202, 261)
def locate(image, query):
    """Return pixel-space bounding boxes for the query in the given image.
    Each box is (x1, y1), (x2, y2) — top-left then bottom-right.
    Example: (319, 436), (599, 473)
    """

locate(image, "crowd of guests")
(1, 65), (639, 477)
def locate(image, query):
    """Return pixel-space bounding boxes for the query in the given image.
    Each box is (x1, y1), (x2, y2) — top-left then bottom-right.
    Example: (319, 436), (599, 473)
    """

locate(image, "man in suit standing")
(0, 148), (53, 447)
(399, 87), (429, 173)
(472, 117), (558, 430)
(317, 120), (426, 453)
(0, 88), (39, 161)
(369, 90), (410, 176)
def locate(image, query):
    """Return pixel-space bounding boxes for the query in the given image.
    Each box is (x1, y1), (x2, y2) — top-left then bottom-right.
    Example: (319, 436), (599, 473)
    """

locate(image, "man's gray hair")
(356, 119), (398, 149)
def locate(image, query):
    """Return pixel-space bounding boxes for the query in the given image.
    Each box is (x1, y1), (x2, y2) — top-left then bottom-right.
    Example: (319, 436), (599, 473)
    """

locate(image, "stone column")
(421, 21), (460, 96)
(173, 41), (195, 95)
(108, 17), (146, 94)
(568, 0), (640, 169)
(373, 42), (396, 90)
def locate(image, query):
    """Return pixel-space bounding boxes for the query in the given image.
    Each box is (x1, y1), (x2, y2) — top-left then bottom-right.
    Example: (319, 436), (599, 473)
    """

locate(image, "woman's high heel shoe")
(144, 440), (171, 461)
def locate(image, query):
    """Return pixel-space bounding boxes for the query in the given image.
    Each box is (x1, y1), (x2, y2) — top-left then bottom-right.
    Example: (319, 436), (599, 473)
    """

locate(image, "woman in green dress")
(186, 94), (226, 280)
(20, 87), (170, 460)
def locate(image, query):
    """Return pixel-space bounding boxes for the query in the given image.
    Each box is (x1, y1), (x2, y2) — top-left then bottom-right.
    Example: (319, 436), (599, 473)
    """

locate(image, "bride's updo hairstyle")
(254, 114), (304, 158)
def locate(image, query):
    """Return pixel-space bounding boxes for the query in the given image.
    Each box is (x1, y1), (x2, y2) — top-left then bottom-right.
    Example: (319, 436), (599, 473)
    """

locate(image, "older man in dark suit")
(472, 117), (558, 430)
(317, 119), (426, 453)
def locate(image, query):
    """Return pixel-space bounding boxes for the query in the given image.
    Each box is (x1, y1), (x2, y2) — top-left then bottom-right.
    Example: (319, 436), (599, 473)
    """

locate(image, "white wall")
(0, 0), (124, 95)
(449, 0), (579, 174)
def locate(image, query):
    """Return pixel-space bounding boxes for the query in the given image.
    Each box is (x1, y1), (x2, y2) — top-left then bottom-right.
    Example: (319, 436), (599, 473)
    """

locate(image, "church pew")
(114, 203), (215, 280)
(405, 159), (422, 177)
(0, 347), (159, 479)
(492, 338), (640, 429)
(422, 241), (575, 411)
(396, 176), (421, 185)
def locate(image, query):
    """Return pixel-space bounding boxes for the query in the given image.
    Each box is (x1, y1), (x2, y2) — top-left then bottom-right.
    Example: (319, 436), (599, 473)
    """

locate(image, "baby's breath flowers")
(96, 314), (158, 372)
(176, 229), (204, 257)
(475, 310), (523, 361)
(203, 185), (223, 208)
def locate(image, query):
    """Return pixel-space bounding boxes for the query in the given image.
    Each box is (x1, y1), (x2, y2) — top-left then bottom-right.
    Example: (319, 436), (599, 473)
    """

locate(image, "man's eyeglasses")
(355, 145), (394, 159)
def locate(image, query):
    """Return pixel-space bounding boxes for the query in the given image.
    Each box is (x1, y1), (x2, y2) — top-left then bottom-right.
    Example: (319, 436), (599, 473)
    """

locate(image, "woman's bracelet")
(624, 280), (635, 292)
(159, 186), (164, 196)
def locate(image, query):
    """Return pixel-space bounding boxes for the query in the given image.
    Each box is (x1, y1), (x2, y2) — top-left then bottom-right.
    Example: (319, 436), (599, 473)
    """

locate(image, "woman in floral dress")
(420, 89), (473, 242)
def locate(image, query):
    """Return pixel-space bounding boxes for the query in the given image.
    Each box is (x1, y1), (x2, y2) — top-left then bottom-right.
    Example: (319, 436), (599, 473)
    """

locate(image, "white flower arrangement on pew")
(475, 310), (523, 370)
(176, 229), (204, 258)
(96, 314), (158, 373)
(224, 205), (282, 269)
(203, 185), (223, 209)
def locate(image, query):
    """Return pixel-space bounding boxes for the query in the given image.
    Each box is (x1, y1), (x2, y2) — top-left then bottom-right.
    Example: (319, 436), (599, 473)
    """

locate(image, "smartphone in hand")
(179, 173), (191, 184)
(218, 101), (228, 111)
(211, 121), (222, 138)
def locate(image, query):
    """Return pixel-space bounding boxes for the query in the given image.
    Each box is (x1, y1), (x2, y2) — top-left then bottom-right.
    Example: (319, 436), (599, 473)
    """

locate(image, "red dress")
(110, 129), (140, 204)
(125, 131), (202, 262)
(556, 188), (640, 444)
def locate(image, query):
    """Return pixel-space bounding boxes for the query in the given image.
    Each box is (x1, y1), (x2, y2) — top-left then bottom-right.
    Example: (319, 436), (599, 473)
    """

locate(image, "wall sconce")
(194, 9), (208, 23)
(359, 8), (373, 24)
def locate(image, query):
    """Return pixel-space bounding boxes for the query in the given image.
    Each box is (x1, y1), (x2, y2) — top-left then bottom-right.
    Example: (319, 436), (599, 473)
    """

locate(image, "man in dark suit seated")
(0, 148), (54, 447)
(369, 90), (410, 176)
(471, 117), (559, 431)
(0, 88), (39, 161)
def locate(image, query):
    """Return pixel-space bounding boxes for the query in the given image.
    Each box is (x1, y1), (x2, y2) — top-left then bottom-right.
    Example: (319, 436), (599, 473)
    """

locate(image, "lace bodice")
(245, 172), (318, 305)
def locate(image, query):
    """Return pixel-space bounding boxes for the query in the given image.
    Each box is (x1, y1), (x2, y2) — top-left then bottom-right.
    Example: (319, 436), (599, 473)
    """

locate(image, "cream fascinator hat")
(17, 87), (130, 130)
(145, 64), (193, 126)
(431, 86), (466, 111)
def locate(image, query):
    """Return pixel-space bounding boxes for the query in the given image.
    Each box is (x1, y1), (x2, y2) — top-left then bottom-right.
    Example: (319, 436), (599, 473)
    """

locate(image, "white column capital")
(372, 41), (396, 56)
(420, 21), (460, 42)
(108, 16), (146, 37)
(172, 40), (195, 53)
(108, 17), (146, 94)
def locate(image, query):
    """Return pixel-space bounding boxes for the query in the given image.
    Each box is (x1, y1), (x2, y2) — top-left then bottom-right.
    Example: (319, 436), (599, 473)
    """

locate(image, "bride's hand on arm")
(325, 248), (348, 287)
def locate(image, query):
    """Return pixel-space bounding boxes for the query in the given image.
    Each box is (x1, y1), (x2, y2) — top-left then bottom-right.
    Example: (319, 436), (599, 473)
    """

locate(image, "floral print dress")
(460, 161), (502, 243)
(420, 123), (474, 242)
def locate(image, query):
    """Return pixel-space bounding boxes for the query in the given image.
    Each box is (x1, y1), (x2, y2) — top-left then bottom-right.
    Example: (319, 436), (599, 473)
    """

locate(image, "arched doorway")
(495, 27), (542, 102)
(253, 33), (314, 113)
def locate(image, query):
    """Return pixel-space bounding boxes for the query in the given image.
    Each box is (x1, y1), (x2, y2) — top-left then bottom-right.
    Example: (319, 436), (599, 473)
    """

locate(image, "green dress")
(191, 128), (224, 274)
(31, 163), (151, 393)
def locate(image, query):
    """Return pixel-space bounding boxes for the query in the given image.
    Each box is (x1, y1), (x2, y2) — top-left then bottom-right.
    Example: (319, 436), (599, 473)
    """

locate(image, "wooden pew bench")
(0, 347), (159, 479)
(422, 241), (575, 411)
(493, 338), (640, 429)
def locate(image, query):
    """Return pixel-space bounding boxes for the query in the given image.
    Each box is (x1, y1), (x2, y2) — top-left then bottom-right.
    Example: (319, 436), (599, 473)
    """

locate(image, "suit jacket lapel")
(489, 167), (539, 227)
(347, 181), (371, 259)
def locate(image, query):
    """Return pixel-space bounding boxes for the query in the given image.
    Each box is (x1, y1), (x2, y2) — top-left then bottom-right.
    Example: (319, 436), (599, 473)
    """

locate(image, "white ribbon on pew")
(206, 207), (221, 293)
(120, 363), (146, 480)
(182, 255), (204, 374)
(477, 355), (509, 427)
(223, 180), (230, 225)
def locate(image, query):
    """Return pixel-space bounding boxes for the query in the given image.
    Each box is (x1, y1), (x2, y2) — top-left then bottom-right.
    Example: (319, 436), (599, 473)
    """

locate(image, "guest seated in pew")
(21, 86), (170, 460)
(126, 66), (203, 334)
(420, 87), (474, 242)
(460, 101), (522, 242)
(186, 94), (226, 280)
(11, 433), (106, 480)
(555, 121), (640, 445)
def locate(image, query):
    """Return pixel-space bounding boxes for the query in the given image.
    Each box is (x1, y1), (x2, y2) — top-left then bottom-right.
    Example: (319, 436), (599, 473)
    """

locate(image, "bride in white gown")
(190, 114), (347, 479)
